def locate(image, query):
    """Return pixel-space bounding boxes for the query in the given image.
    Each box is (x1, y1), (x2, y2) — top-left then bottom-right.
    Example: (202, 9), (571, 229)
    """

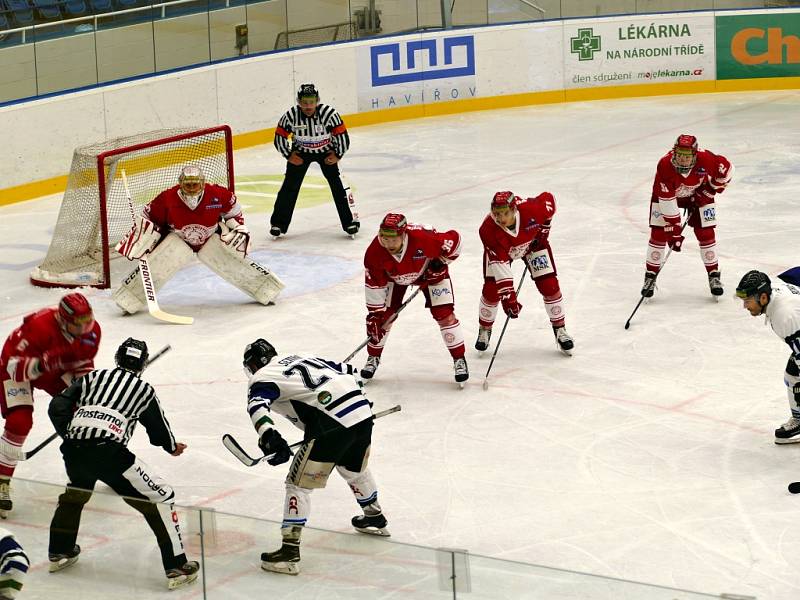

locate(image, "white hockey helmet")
(178, 165), (205, 208)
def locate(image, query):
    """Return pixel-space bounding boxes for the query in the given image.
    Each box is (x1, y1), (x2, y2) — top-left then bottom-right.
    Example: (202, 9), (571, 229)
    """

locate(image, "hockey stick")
(482, 270), (527, 391)
(223, 404), (401, 467)
(624, 210), (692, 330)
(17, 344), (173, 461)
(342, 287), (422, 363)
(121, 170), (193, 325)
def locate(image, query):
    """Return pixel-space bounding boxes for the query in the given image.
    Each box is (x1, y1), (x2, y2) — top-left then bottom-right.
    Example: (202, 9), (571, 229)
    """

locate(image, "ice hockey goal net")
(30, 125), (234, 289)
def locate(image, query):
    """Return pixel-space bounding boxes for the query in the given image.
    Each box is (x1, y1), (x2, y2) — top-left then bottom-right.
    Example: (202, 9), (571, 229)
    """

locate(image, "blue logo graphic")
(370, 36), (475, 87)
(703, 207), (715, 220)
(532, 255), (550, 270)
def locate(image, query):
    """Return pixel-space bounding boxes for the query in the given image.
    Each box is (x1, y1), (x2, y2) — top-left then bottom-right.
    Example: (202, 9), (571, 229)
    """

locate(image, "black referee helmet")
(115, 338), (149, 374)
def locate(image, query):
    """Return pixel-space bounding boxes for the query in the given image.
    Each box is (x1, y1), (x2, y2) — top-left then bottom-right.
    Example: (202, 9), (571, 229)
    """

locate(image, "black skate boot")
(553, 326), (574, 356)
(346, 222), (360, 239)
(454, 357), (469, 388)
(360, 356), (380, 381)
(641, 271), (657, 298)
(261, 526), (302, 575)
(708, 271), (723, 297)
(352, 512), (390, 537)
(475, 326), (492, 353)
(0, 478), (11, 519)
(775, 416), (800, 444)
(49, 544), (80, 573)
(269, 226), (282, 239)
(166, 560), (200, 590)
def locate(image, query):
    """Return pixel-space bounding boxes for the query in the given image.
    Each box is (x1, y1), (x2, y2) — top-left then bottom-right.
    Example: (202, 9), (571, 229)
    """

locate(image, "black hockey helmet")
(297, 83), (319, 102)
(243, 338), (277, 375)
(736, 270), (771, 300)
(115, 338), (149, 374)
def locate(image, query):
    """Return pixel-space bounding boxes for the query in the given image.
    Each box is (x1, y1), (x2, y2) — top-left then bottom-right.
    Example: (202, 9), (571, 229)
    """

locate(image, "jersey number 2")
(283, 359), (335, 390)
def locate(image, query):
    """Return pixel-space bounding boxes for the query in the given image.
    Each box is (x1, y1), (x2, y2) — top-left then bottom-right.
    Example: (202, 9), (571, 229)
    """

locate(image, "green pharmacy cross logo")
(570, 28), (601, 61)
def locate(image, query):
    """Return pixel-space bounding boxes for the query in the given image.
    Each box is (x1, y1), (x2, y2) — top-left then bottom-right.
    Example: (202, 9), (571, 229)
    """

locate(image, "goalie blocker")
(113, 231), (284, 314)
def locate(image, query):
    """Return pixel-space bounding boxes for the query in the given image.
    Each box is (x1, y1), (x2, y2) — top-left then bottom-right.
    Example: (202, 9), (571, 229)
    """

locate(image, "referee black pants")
(270, 152), (356, 233)
(48, 441), (187, 571)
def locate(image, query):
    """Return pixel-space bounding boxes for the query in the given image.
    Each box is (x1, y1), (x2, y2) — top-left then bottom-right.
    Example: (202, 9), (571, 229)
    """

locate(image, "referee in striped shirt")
(46, 338), (199, 590)
(270, 83), (358, 238)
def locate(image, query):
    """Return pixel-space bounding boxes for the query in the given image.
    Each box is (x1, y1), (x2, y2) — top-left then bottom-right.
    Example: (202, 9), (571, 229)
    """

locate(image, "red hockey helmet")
(58, 292), (94, 336)
(490, 191), (515, 210)
(379, 213), (407, 237)
(671, 134), (698, 175)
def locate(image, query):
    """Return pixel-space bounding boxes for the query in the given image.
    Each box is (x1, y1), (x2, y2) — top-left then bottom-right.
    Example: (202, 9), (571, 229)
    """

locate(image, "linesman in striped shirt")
(243, 339), (389, 575)
(46, 338), (199, 590)
(270, 83), (358, 239)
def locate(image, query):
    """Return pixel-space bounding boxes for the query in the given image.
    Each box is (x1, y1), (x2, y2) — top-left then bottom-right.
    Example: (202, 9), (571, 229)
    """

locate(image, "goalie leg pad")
(197, 235), (285, 305)
(112, 233), (193, 314)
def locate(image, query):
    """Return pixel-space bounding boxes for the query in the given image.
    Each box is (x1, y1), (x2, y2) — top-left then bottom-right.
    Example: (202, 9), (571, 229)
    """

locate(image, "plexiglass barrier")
(5, 477), (735, 598)
(0, 0), (787, 103)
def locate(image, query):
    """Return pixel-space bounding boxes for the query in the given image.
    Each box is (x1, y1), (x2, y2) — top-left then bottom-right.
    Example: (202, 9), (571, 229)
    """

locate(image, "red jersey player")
(642, 135), (733, 298)
(113, 165), (283, 314)
(362, 214), (468, 386)
(478, 191), (574, 355)
(0, 293), (100, 517)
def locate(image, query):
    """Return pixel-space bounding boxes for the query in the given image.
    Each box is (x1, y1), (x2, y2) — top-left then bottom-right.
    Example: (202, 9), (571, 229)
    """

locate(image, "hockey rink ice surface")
(1, 89), (799, 599)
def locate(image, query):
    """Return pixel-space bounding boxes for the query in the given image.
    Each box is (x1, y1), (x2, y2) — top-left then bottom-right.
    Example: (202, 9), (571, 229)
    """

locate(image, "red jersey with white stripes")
(143, 183), (242, 251)
(1, 308), (101, 397)
(651, 150), (733, 223)
(364, 225), (461, 311)
(479, 193), (555, 290)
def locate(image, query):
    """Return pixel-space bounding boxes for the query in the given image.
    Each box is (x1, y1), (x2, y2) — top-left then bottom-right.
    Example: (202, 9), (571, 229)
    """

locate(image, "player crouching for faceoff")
(736, 268), (800, 444)
(243, 339), (389, 576)
(47, 338), (199, 590)
(642, 135), (733, 299)
(362, 214), (469, 386)
(478, 191), (574, 356)
(0, 293), (100, 519)
(113, 165), (284, 314)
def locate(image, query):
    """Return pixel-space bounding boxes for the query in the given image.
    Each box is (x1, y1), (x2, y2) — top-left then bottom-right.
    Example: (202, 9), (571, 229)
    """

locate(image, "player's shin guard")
(478, 295), (499, 329)
(282, 484), (311, 529)
(436, 315), (466, 359)
(543, 292), (566, 328)
(696, 227), (718, 273)
(113, 233), (193, 314)
(0, 408), (33, 480)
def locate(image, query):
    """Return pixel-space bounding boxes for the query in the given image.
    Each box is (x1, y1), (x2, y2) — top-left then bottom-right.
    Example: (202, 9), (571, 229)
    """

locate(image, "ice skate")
(261, 542), (300, 575)
(775, 416), (800, 444)
(454, 357), (469, 388)
(269, 226), (282, 239)
(346, 222), (360, 240)
(166, 560), (200, 590)
(475, 326), (492, 354)
(360, 356), (380, 381)
(641, 271), (657, 298)
(48, 545), (80, 573)
(352, 512), (390, 537)
(0, 478), (11, 519)
(708, 271), (723, 300)
(554, 326), (574, 356)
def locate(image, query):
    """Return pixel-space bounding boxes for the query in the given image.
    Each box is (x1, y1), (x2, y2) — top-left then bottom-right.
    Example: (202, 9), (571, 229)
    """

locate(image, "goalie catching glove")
(220, 218), (251, 255)
(258, 428), (291, 466)
(116, 216), (161, 260)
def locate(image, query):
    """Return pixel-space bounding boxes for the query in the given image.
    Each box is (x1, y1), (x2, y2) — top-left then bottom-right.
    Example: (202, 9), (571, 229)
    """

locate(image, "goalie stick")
(16, 344), (172, 461)
(342, 287), (422, 363)
(223, 404), (401, 467)
(121, 169), (193, 325)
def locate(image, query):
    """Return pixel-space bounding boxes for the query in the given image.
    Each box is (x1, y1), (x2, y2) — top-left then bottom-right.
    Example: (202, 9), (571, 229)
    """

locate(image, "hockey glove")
(366, 309), (394, 343)
(220, 219), (251, 255)
(663, 220), (684, 252)
(115, 216), (160, 260)
(423, 259), (448, 285)
(500, 291), (522, 318)
(258, 429), (291, 466)
(693, 183), (716, 207)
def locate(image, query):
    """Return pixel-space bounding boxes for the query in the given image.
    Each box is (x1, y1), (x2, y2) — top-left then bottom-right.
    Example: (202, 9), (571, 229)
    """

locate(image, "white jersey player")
(243, 339), (389, 576)
(736, 268), (800, 443)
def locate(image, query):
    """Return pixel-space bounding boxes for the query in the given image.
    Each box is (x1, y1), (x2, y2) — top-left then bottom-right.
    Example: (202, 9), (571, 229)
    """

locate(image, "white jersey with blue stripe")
(247, 354), (372, 438)
(766, 281), (800, 359)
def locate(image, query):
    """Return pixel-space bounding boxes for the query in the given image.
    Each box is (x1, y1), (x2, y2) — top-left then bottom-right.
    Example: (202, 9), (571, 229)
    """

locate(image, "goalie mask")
(115, 338), (149, 374)
(178, 165), (206, 209)
(58, 292), (95, 337)
(671, 134), (698, 176)
(243, 338), (277, 375)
